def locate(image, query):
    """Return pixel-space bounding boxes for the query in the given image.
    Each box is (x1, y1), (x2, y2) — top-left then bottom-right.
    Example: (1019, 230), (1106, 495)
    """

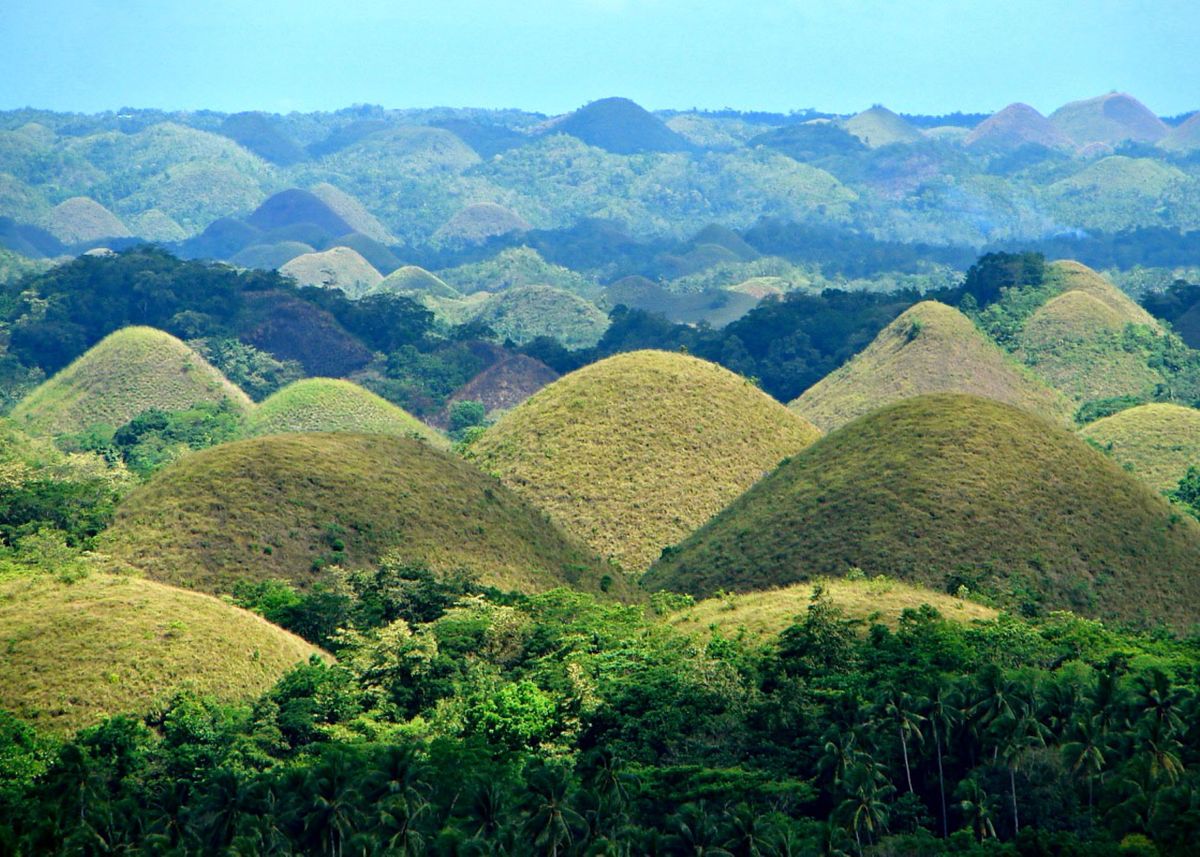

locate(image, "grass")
(963, 103), (1073, 151)
(1048, 93), (1168, 145)
(790, 301), (1074, 431)
(841, 106), (924, 148)
(372, 265), (461, 299)
(554, 97), (692, 155)
(0, 571), (321, 733)
(643, 393), (1200, 631)
(1081, 403), (1200, 493)
(246, 378), (447, 446)
(470, 285), (610, 349)
(43, 196), (131, 245)
(1159, 112), (1200, 153)
(665, 578), (997, 642)
(11, 327), (253, 437)
(100, 432), (616, 598)
(279, 247), (382, 298)
(1046, 158), (1191, 232)
(434, 202), (531, 245)
(309, 182), (396, 244)
(442, 354), (559, 424)
(468, 350), (822, 572)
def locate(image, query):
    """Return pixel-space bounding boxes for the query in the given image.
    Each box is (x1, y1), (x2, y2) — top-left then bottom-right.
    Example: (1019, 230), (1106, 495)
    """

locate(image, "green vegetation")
(645, 394), (1200, 629)
(469, 350), (821, 571)
(962, 103), (1073, 151)
(1047, 92), (1169, 145)
(370, 265), (461, 299)
(42, 197), (131, 245)
(553, 96), (693, 154)
(279, 247), (382, 298)
(790, 301), (1074, 431)
(101, 432), (611, 596)
(246, 378), (446, 445)
(308, 182), (395, 244)
(1080, 403), (1200, 492)
(10, 327), (252, 438)
(439, 246), (597, 296)
(433, 202), (531, 245)
(470, 284), (609, 349)
(841, 106), (925, 147)
(441, 354), (559, 423)
(0, 570), (321, 733)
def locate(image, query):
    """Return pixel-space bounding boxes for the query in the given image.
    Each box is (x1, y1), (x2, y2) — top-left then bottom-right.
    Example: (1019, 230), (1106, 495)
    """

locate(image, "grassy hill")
(790, 301), (1074, 431)
(309, 182), (395, 244)
(229, 240), (314, 270)
(643, 393), (1200, 630)
(666, 578), (998, 642)
(217, 112), (306, 166)
(468, 350), (822, 572)
(469, 284), (609, 349)
(1045, 157), (1195, 232)
(0, 571), (321, 733)
(841, 106), (924, 147)
(553, 97), (693, 154)
(43, 197), (131, 245)
(101, 432), (613, 596)
(11, 327), (252, 437)
(964, 103), (1074, 151)
(441, 354), (558, 424)
(1048, 93), (1168, 145)
(433, 202), (531, 245)
(237, 290), (373, 377)
(1158, 111), (1200, 152)
(246, 188), (354, 237)
(279, 246), (382, 298)
(129, 208), (187, 242)
(247, 378), (446, 445)
(371, 265), (462, 299)
(1080, 403), (1200, 493)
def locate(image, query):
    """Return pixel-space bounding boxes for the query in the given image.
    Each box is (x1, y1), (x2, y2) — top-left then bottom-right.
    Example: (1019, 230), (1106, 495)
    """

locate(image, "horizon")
(2, 0), (1198, 118)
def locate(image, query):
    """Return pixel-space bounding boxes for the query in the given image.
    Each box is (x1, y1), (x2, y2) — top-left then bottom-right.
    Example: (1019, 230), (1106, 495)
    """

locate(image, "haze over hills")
(469, 350), (821, 571)
(1048, 92), (1169, 145)
(964, 103), (1075, 151)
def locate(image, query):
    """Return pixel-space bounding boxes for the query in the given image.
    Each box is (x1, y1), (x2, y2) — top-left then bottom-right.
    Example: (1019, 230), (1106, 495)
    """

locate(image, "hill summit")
(964, 103), (1074, 151)
(841, 106), (924, 147)
(1080, 403), (1200, 493)
(468, 350), (821, 571)
(12, 326), (251, 436)
(554, 97), (693, 154)
(790, 301), (1074, 431)
(1049, 92), (1169, 145)
(644, 394), (1200, 630)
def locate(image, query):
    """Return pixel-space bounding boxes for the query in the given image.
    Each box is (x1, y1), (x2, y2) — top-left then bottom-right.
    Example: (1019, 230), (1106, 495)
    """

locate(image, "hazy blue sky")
(2, 0), (1196, 116)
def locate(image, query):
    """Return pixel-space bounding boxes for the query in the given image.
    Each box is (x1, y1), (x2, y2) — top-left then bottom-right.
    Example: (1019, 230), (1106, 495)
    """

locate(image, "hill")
(101, 432), (613, 596)
(643, 394), (1200, 629)
(245, 188), (355, 237)
(1048, 92), (1169, 145)
(43, 197), (132, 245)
(789, 301), (1074, 431)
(469, 284), (609, 349)
(1158, 111), (1200, 152)
(841, 106), (925, 147)
(130, 208), (187, 242)
(964, 103), (1074, 151)
(11, 327), (252, 437)
(1045, 156), (1192, 232)
(0, 572), (321, 733)
(1080, 403), (1200, 493)
(468, 350), (822, 572)
(433, 202), (531, 245)
(666, 578), (998, 642)
(441, 354), (559, 423)
(217, 112), (306, 166)
(371, 265), (462, 299)
(309, 182), (396, 244)
(553, 97), (693, 154)
(229, 240), (314, 270)
(237, 290), (373, 376)
(279, 246), (382, 298)
(246, 378), (446, 445)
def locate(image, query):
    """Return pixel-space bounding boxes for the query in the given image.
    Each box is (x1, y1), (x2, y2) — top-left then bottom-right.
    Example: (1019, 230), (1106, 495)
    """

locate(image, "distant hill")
(603, 277), (759, 327)
(327, 233), (402, 275)
(841, 106), (925, 147)
(309, 182), (396, 244)
(279, 246), (382, 298)
(180, 216), (262, 259)
(431, 118), (531, 158)
(218, 112), (306, 165)
(371, 265), (462, 299)
(102, 432), (614, 596)
(1046, 156), (1194, 232)
(1080, 403), (1200, 493)
(688, 224), (760, 261)
(237, 290), (374, 376)
(43, 197), (132, 245)
(245, 188), (355, 238)
(553, 97), (693, 154)
(469, 350), (821, 571)
(247, 378), (446, 445)
(790, 301), (1074, 431)
(0, 572), (321, 733)
(964, 103), (1074, 151)
(747, 121), (868, 161)
(441, 354), (559, 424)
(433, 202), (531, 245)
(1158, 111), (1200, 152)
(1049, 93), (1169, 145)
(228, 240), (314, 270)
(644, 394), (1200, 630)
(129, 208), (187, 242)
(12, 327), (251, 437)
(469, 284), (609, 349)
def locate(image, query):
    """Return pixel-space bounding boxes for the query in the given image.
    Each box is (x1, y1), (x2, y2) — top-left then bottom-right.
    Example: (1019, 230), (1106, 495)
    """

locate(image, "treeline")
(3, 572), (1200, 854)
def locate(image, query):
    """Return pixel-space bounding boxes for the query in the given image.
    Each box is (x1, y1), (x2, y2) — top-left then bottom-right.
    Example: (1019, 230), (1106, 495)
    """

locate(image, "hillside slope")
(469, 350), (821, 571)
(644, 394), (1200, 630)
(1080, 403), (1200, 493)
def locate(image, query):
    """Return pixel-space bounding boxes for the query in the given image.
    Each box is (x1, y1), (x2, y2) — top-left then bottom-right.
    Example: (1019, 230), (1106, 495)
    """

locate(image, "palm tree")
(722, 802), (777, 857)
(301, 751), (363, 857)
(1063, 716), (1107, 812)
(925, 680), (962, 837)
(522, 763), (586, 857)
(878, 685), (925, 794)
(836, 761), (894, 855)
(996, 700), (1050, 836)
(664, 801), (734, 857)
(1133, 669), (1185, 737)
(955, 777), (998, 842)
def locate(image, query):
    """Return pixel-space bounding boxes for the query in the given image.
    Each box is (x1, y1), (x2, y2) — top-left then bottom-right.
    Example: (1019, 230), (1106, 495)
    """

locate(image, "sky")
(2, 0), (1197, 117)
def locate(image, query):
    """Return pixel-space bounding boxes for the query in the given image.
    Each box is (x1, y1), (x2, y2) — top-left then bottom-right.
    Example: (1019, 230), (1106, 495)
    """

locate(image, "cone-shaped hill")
(309, 182), (395, 243)
(841, 106), (924, 147)
(434, 202), (531, 245)
(553, 97), (693, 154)
(101, 432), (614, 597)
(1014, 261), (1165, 402)
(1049, 93), (1168, 145)
(643, 394), (1200, 630)
(246, 188), (355, 237)
(44, 197), (132, 245)
(468, 350), (822, 572)
(1080, 404), (1200, 493)
(470, 285), (610, 349)
(279, 246), (382, 298)
(964, 103), (1075, 151)
(789, 301), (1074, 431)
(246, 378), (446, 446)
(442, 354), (559, 424)
(371, 265), (462, 299)
(12, 327), (252, 437)
(0, 572), (321, 733)
(1159, 111), (1200, 153)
